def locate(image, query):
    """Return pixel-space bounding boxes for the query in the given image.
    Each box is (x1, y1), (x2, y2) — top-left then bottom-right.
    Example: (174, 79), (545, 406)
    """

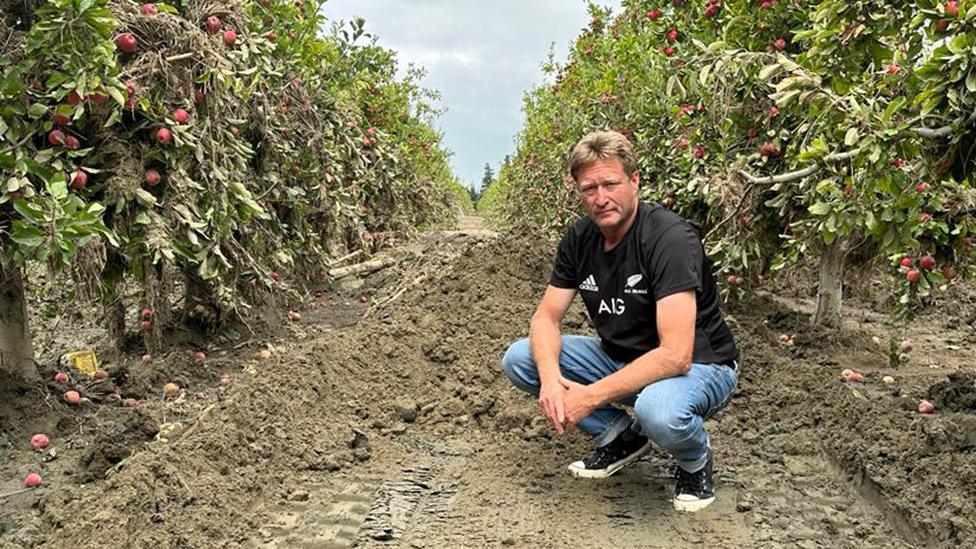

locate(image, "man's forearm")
(529, 315), (563, 386)
(588, 347), (690, 406)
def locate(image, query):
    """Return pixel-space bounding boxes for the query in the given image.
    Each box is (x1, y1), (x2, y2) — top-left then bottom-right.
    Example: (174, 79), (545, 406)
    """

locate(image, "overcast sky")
(321, 0), (621, 191)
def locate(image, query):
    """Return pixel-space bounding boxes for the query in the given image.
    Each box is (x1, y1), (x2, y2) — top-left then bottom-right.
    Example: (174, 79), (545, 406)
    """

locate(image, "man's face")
(576, 157), (639, 234)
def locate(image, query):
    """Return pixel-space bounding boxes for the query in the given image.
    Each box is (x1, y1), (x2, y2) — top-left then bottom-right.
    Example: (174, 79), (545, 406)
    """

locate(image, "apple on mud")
(172, 108), (190, 124)
(206, 15), (221, 33)
(144, 169), (161, 186)
(24, 473), (42, 487)
(918, 400), (936, 414)
(54, 371), (69, 384)
(115, 32), (138, 53)
(223, 30), (237, 45)
(29, 434), (49, 451)
(156, 127), (172, 144)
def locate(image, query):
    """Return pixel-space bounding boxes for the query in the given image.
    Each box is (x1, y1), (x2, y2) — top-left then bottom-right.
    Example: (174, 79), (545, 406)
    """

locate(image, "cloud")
(322, 0), (621, 189)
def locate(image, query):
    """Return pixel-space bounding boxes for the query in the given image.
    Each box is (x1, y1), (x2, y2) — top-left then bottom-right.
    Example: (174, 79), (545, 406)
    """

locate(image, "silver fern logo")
(624, 273), (647, 294)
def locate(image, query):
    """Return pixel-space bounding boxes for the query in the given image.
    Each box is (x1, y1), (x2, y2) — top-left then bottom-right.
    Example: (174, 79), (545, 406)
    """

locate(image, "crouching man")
(501, 131), (739, 512)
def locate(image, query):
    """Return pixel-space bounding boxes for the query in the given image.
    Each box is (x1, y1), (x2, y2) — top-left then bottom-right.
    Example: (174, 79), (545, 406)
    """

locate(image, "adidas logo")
(579, 274), (599, 292)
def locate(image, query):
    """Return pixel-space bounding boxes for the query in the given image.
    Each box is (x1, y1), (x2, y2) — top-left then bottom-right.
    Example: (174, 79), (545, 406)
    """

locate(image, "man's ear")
(631, 170), (640, 189)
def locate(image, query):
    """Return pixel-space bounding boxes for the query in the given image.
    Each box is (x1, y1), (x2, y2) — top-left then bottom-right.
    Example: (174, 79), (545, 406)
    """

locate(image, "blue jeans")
(500, 335), (738, 473)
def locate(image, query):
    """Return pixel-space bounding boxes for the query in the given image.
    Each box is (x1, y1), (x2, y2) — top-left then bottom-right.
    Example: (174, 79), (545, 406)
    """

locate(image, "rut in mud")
(2, 223), (975, 548)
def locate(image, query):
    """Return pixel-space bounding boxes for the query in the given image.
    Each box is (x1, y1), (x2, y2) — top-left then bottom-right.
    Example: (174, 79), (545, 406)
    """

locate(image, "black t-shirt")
(549, 201), (738, 365)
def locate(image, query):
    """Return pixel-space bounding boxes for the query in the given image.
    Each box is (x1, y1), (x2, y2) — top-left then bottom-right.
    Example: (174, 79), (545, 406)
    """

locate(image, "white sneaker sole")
(672, 495), (715, 512)
(567, 440), (652, 479)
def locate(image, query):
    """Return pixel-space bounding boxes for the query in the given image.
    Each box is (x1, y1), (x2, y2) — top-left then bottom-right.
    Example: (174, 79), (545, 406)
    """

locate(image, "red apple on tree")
(899, 256), (914, 268)
(919, 255), (935, 270)
(66, 91), (83, 105)
(69, 169), (87, 189)
(945, 0), (959, 16)
(906, 269), (921, 282)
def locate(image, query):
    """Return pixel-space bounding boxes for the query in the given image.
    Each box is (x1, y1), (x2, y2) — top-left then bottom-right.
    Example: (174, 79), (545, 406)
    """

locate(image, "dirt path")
(2, 228), (974, 548)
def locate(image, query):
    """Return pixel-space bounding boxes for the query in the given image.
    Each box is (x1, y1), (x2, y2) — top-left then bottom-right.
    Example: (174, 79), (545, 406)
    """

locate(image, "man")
(501, 130), (739, 512)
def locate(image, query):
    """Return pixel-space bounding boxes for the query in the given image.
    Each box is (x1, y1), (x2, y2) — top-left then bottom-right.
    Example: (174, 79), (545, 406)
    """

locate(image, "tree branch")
(738, 149), (860, 185)
(913, 110), (976, 138)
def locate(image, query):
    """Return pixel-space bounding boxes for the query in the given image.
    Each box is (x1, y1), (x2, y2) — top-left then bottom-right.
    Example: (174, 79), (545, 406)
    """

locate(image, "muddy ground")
(1, 216), (975, 548)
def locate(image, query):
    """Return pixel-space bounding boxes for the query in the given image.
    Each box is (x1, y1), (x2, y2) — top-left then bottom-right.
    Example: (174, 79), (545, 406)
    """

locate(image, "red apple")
(919, 255), (935, 270)
(918, 400), (935, 414)
(675, 137), (689, 149)
(156, 127), (172, 144)
(194, 88), (205, 104)
(945, 0), (959, 16)
(774, 38), (786, 51)
(69, 169), (87, 189)
(942, 265), (956, 280)
(935, 18), (951, 32)
(52, 112), (71, 126)
(115, 32), (138, 53)
(54, 371), (69, 384)
(144, 169), (161, 186)
(64, 390), (81, 404)
(88, 92), (108, 104)
(647, 9), (662, 20)
(29, 434), (49, 450)
(667, 28), (679, 41)
(693, 146), (704, 158)
(24, 473), (42, 487)
(206, 15), (221, 33)
(141, 307), (153, 319)
(269, 271), (280, 281)
(140, 3), (157, 15)
(64, 135), (80, 149)
(887, 63), (901, 75)
(915, 182), (927, 192)
(66, 91), (82, 105)
(899, 256), (914, 268)
(906, 269), (921, 282)
(48, 129), (65, 146)
(193, 351), (206, 362)
(172, 108), (189, 124)
(223, 30), (237, 44)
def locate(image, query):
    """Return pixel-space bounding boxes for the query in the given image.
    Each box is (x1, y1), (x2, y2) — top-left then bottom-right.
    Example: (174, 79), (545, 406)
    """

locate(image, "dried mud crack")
(2, 225), (974, 548)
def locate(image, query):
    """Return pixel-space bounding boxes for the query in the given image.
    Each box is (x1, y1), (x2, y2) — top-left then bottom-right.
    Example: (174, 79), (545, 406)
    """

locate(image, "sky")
(321, 0), (621, 191)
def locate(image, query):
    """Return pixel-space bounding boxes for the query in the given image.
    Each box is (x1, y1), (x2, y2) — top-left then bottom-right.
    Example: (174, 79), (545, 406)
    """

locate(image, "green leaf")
(844, 127), (859, 147)
(134, 189), (157, 207)
(809, 202), (831, 216)
(28, 103), (48, 118)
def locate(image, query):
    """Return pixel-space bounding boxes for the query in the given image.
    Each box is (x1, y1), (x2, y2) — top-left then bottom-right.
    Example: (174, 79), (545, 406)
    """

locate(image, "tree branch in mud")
(328, 256), (398, 280)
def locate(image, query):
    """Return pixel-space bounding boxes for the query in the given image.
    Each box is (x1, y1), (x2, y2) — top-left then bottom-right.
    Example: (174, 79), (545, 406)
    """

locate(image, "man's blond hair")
(568, 130), (637, 182)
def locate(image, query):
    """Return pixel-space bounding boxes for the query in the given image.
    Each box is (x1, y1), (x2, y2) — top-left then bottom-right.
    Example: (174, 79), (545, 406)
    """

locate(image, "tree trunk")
(812, 237), (848, 328)
(0, 262), (37, 381)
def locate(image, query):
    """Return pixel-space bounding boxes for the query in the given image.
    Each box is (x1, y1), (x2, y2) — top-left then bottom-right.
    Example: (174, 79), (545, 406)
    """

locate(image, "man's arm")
(561, 290), (696, 423)
(529, 285), (577, 433)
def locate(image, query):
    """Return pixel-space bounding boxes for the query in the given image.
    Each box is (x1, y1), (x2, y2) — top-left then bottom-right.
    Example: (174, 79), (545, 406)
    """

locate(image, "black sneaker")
(673, 453), (715, 512)
(567, 429), (651, 478)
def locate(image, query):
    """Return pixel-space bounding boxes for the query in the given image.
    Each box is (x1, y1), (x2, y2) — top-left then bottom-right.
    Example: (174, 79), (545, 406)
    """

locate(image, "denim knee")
(633, 395), (696, 448)
(500, 338), (538, 393)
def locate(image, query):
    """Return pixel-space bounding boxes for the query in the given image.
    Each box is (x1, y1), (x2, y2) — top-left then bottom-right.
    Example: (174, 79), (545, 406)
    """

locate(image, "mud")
(1, 223), (975, 548)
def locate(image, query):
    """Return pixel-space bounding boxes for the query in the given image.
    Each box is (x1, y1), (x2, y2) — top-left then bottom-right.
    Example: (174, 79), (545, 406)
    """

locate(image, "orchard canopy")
(0, 0), (470, 379)
(482, 0), (976, 326)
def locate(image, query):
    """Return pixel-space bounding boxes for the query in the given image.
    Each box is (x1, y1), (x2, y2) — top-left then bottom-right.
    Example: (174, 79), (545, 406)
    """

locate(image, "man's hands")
(539, 377), (600, 435)
(539, 380), (569, 435)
